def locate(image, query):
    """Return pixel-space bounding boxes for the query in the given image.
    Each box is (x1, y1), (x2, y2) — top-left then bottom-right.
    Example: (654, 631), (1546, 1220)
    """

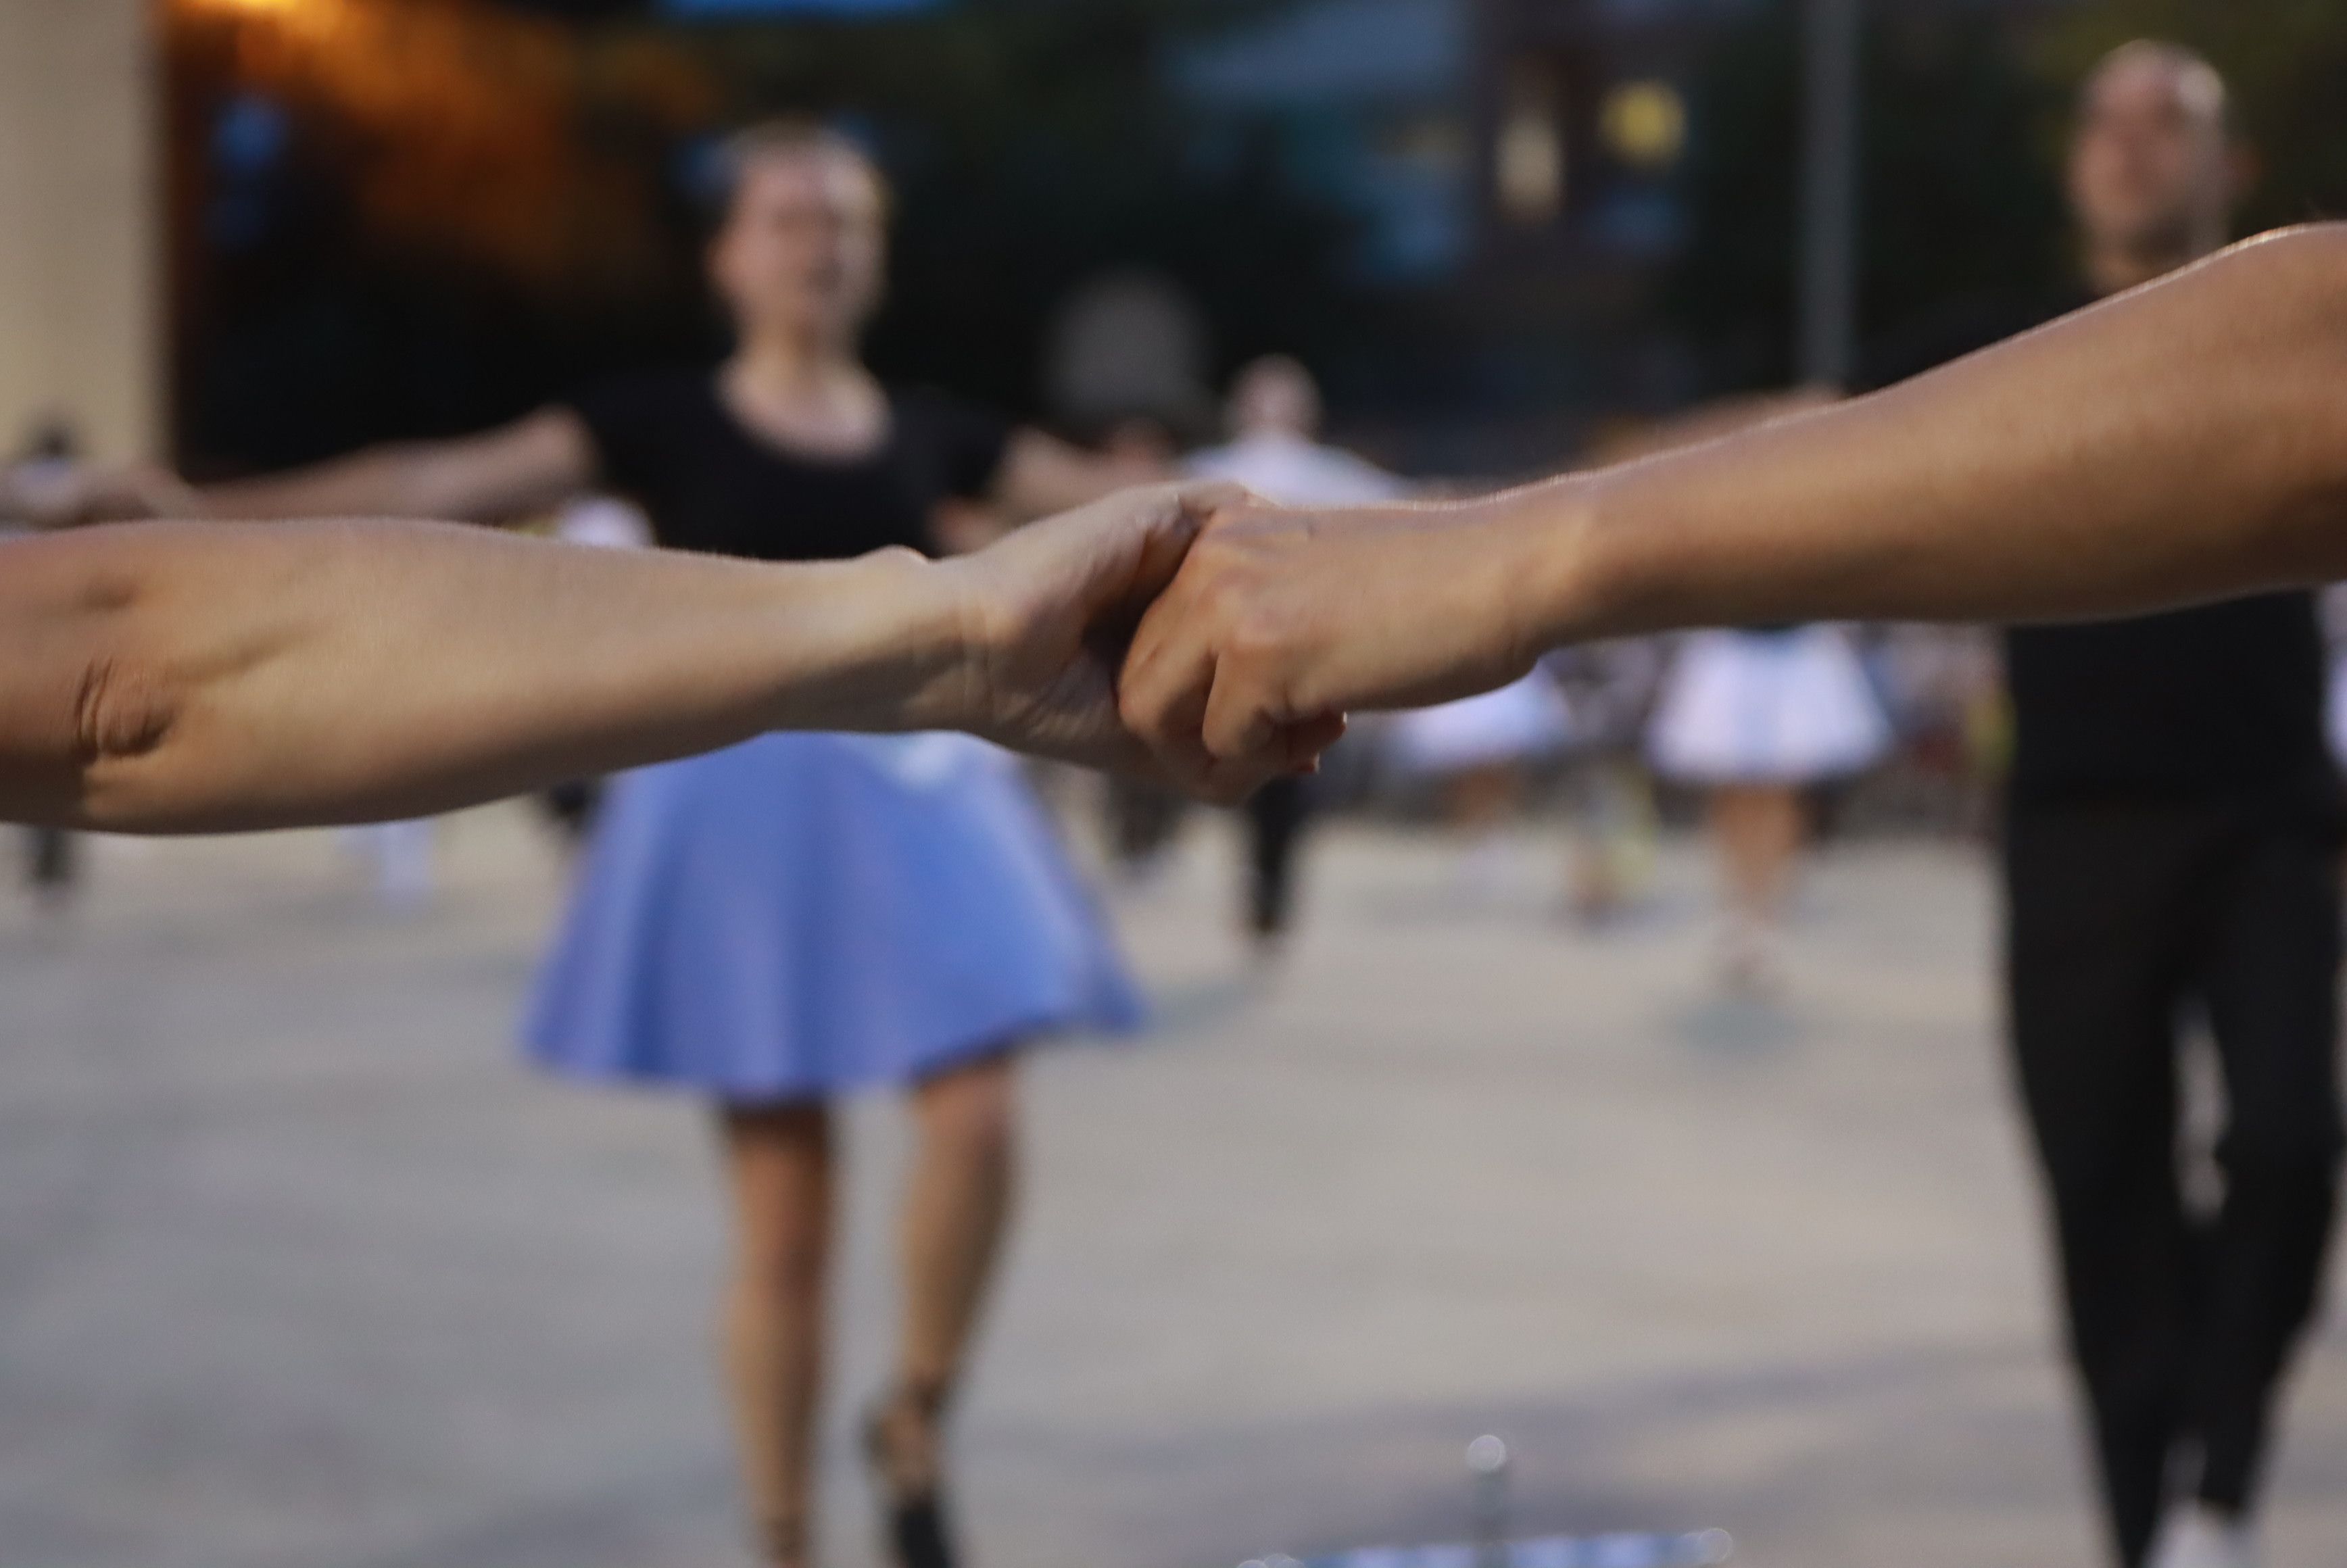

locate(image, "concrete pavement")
(2, 808), (2342, 1568)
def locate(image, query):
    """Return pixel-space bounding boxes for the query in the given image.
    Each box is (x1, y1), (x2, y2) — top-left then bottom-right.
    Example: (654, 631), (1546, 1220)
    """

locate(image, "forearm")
(0, 522), (967, 833)
(996, 429), (1164, 521)
(193, 449), (443, 521)
(1532, 225), (2347, 641)
(190, 411), (591, 525)
(1118, 225), (2347, 783)
(193, 447), (525, 524)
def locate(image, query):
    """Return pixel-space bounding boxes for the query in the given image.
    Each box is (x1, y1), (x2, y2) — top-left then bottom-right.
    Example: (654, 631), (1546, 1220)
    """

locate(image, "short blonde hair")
(707, 119), (892, 224)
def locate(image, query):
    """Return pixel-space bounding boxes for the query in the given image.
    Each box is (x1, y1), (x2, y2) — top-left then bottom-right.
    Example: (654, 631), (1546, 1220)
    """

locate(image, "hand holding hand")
(1118, 493), (1570, 795)
(931, 481), (1335, 796)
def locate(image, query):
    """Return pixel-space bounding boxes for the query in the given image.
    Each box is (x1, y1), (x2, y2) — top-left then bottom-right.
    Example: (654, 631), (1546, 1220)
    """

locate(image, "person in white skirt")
(1388, 664), (1578, 893)
(1647, 625), (1891, 987)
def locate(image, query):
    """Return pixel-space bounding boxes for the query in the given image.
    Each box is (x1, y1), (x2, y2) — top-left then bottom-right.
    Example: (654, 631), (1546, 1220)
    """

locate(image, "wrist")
(769, 548), (974, 734)
(868, 548), (988, 733)
(1475, 477), (1610, 664)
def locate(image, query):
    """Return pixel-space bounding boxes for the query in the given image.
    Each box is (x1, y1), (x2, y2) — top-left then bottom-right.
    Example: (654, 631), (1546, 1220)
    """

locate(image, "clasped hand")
(950, 481), (1555, 802)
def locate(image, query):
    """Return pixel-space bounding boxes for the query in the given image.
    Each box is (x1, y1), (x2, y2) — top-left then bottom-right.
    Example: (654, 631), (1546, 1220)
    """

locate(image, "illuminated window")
(1601, 80), (1687, 171)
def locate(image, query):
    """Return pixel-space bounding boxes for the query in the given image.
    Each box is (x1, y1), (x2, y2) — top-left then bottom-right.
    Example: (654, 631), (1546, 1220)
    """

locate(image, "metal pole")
(1797, 0), (1861, 386)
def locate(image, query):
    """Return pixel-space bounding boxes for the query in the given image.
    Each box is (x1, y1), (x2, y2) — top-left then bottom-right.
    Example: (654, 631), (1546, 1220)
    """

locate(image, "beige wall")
(0, 0), (160, 462)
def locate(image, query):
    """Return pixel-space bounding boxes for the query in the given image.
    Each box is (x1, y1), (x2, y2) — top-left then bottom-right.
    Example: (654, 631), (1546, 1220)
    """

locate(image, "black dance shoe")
(862, 1386), (958, 1568)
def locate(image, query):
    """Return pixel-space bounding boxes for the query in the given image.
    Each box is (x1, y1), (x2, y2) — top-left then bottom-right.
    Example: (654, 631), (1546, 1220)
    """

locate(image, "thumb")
(1086, 485), (1217, 641)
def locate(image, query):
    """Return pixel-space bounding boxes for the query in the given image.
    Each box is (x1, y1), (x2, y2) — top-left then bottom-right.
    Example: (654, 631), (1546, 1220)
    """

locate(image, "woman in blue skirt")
(162, 122), (1149, 1568)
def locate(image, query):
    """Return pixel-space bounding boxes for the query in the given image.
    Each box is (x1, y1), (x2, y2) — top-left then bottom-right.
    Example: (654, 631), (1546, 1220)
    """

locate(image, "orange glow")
(175, 0), (341, 22)
(166, 0), (714, 289)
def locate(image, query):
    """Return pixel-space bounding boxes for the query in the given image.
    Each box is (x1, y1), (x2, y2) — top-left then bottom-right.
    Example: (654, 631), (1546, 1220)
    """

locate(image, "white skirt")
(2326, 654), (2347, 768)
(1387, 671), (1576, 774)
(1647, 627), (1891, 785)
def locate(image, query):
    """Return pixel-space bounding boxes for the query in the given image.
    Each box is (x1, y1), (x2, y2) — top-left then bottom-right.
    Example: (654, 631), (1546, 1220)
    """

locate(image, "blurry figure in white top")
(1188, 356), (1403, 952)
(1188, 356), (1402, 510)
(1339, 438), (1572, 900)
(1388, 668), (1577, 902)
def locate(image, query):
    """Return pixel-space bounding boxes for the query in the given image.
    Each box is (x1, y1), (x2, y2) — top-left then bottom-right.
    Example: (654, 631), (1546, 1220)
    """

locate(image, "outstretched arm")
(0, 485), (1243, 833)
(1121, 224), (2347, 787)
(182, 408), (596, 524)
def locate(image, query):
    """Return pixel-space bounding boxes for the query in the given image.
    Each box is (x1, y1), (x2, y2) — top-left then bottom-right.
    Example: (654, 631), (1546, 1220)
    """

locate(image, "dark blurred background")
(160, 0), (2347, 474)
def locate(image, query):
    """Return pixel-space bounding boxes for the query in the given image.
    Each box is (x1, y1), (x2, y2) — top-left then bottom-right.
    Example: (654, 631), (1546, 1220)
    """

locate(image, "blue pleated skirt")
(523, 732), (1144, 1104)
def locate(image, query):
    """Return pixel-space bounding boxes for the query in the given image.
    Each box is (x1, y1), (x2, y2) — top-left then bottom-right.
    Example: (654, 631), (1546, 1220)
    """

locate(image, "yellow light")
(1601, 80), (1687, 172)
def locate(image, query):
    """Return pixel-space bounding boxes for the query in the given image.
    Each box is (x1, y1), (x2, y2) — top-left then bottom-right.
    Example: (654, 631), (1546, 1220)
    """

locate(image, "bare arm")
(994, 428), (1165, 520)
(1119, 225), (2347, 784)
(931, 427), (1167, 556)
(188, 408), (597, 524)
(1562, 226), (2347, 633)
(0, 484), (1235, 833)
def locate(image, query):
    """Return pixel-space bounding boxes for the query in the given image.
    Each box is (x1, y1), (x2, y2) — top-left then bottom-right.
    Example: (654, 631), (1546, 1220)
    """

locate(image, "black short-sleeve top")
(561, 370), (1011, 564)
(1858, 289), (2330, 804)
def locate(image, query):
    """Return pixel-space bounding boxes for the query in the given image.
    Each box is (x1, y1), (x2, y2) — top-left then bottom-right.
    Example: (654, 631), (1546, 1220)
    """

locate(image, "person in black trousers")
(1864, 44), (2341, 1568)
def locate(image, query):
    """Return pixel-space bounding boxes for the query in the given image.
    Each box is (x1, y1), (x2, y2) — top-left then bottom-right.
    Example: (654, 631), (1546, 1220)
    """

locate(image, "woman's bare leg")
(1445, 763), (1523, 831)
(1713, 783), (1804, 919)
(875, 1049), (1021, 1490)
(715, 1103), (836, 1568)
(1709, 783), (1805, 985)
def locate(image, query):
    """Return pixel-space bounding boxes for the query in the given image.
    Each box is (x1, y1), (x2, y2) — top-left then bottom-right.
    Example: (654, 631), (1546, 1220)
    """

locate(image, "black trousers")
(2004, 794), (2342, 1567)
(1244, 776), (1313, 937)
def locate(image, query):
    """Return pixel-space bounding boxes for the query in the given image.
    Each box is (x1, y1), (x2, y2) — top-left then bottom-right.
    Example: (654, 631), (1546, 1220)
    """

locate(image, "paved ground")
(3, 806), (2344, 1568)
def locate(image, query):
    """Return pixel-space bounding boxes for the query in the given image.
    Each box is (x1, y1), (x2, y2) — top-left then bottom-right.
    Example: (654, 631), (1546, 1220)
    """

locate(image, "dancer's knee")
(917, 1052), (1019, 1161)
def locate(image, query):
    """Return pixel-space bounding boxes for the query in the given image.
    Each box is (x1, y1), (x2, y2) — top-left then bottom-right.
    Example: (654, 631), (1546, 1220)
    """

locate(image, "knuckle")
(1226, 612), (1287, 668)
(1117, 684), (1161, 733)
(73, 652), (178, 766)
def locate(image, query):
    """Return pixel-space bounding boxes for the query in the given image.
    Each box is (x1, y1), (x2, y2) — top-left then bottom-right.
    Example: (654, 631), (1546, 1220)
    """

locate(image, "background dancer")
(1188, 356), (1402, 950)
(1117, 228), (2347, 1568)
(1854, 47), (2340, 1568)
(1386, 660), (1576, 900)
(1541, 637), (1666, 925)
(135, 122), (1158, 1568)
(1646, 624), (1889, 989)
